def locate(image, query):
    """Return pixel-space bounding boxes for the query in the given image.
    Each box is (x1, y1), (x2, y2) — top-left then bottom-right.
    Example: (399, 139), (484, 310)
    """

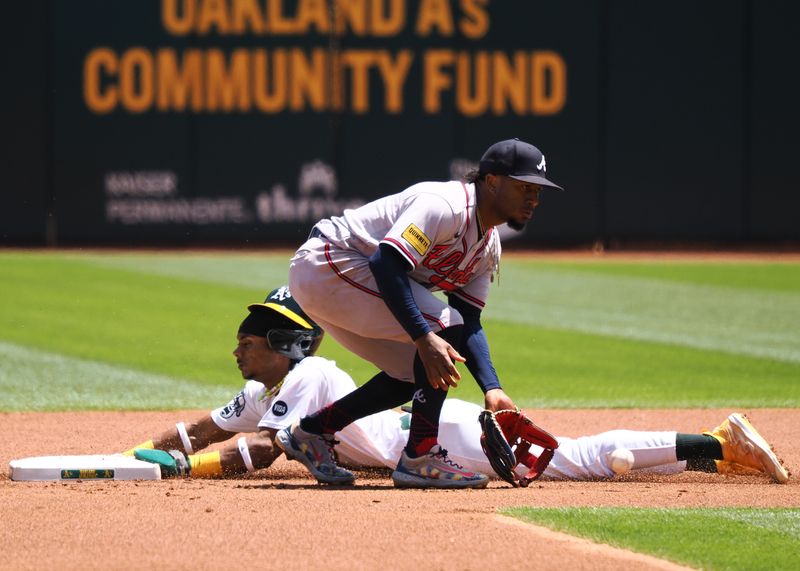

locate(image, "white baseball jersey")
(212, 356), (684, 480)
(210, 356), (356, 433)
(289, 181), (501, 381)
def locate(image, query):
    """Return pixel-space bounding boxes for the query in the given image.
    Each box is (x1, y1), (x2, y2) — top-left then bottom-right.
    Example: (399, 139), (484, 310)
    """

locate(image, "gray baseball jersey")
(314, 180), (500, 308)
(289, 181), (501, 381)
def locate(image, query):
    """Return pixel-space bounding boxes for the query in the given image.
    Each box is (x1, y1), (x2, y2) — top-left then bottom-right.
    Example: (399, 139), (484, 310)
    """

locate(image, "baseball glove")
(478, 408), (559, 487)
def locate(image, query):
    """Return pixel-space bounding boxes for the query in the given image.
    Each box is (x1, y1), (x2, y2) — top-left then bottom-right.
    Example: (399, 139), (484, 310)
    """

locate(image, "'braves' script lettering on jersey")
(313, 180), (499, 312)
(422, 245), (483, 291)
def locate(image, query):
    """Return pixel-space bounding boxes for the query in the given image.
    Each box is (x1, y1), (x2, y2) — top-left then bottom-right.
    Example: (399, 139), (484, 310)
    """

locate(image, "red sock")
(409, 437), (438, 458)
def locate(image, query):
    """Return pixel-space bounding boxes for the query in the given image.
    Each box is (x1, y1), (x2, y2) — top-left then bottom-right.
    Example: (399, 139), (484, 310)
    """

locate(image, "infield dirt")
(2, 408), (798, 571)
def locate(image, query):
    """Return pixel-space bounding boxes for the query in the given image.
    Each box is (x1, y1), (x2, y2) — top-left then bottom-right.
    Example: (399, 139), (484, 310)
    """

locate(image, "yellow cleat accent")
(704, 413), (789, 484)
(122, 440), (154, 456)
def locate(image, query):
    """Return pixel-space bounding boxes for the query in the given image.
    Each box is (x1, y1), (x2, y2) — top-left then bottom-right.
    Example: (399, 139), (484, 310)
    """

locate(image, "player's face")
(232, 333), (288, 383)
(494, 176), (542, 231)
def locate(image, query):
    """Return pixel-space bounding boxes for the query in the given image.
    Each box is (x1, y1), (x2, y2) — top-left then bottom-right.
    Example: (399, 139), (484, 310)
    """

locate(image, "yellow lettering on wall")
(341, 51), (373, 113)
(206, 49), (251, 111)
(290, 48), (327, 111)
(531, 50), (566, 114)
(372, 0), (405, 36)
(268, 0), (299, 34)
(84, 48), (118, 114)
(416, 0), (454, 36)
(81, 45), (566, 116)
(491, 51), (526, 115)
(377, 50), (412, 113)
(421, 49), (568, 117)
(459, 0), (489, 39)
(253, 49), (288, 112)
(156, 49), (204, 111)
(120, 48), (154, 113)
(338, 49), (413, 113)
(423, 49), (454, 113)
(197, 0), (230, 35)
(335, 0), (367, 35)
(162, 0), (195, 36)
(232, 0), (265, 34)
(297, 0), (330, 33)
(455, 51), (488, 116)
(330, 51), (344, 111)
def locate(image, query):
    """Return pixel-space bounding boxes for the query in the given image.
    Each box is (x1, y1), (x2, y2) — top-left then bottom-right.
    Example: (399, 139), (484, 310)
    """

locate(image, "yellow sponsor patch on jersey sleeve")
(401, 223), (432, 256)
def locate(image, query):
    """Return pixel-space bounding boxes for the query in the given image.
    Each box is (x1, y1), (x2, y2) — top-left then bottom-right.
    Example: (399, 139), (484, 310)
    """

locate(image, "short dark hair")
(463, 169), (485, 184)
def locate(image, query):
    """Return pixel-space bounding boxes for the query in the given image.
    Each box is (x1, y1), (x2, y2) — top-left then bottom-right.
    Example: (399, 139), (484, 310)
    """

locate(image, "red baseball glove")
(478, 408), (559, 487)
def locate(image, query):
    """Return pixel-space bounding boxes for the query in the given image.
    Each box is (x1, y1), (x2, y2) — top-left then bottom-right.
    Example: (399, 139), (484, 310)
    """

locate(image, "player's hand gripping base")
(478, 409), (559, 487)
(134, 449), (191, 478)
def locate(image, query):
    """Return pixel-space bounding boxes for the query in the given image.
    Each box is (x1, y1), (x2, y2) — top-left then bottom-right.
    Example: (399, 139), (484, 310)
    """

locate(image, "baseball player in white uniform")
(126, 287), (789, 484)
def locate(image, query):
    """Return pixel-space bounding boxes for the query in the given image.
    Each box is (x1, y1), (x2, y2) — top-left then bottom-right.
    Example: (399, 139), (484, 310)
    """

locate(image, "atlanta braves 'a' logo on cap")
(478, 138), (563, 191)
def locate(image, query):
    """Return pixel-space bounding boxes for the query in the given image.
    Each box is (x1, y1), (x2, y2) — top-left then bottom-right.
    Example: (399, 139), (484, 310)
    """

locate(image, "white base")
(9, 454), (162, 481)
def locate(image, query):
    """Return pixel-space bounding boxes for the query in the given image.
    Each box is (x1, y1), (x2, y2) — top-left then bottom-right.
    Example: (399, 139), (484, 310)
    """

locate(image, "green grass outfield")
(2, 250), (799, 568)
(503, 507), (800, 571)
(1, 251), (798, 410)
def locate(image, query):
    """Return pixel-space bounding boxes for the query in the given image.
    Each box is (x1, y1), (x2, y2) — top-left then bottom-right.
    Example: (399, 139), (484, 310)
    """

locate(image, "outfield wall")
(3, 0), (799, 246)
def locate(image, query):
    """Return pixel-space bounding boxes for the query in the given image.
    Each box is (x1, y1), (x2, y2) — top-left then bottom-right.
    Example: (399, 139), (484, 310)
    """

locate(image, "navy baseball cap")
(478, 138), (564, 191)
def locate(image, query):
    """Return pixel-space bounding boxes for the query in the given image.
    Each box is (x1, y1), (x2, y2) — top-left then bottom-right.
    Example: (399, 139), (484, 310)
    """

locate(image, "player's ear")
(485, 174), (500, 194)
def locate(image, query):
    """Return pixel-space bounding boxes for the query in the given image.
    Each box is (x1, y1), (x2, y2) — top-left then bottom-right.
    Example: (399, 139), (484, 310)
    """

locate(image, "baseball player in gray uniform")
(275, 138), (567, 488)
(126, 287), (789, 485)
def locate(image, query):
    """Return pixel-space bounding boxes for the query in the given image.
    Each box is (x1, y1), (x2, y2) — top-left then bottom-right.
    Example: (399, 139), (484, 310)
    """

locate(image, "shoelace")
(321, 434), (341, 461)
(430, 447), (466, 471)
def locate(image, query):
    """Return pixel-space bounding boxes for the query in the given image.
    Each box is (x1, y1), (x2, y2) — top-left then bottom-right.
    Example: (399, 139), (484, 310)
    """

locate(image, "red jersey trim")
(324, 243), (446, 331)
(450, 289), (486, 309)
(382, 238), (418, 269)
